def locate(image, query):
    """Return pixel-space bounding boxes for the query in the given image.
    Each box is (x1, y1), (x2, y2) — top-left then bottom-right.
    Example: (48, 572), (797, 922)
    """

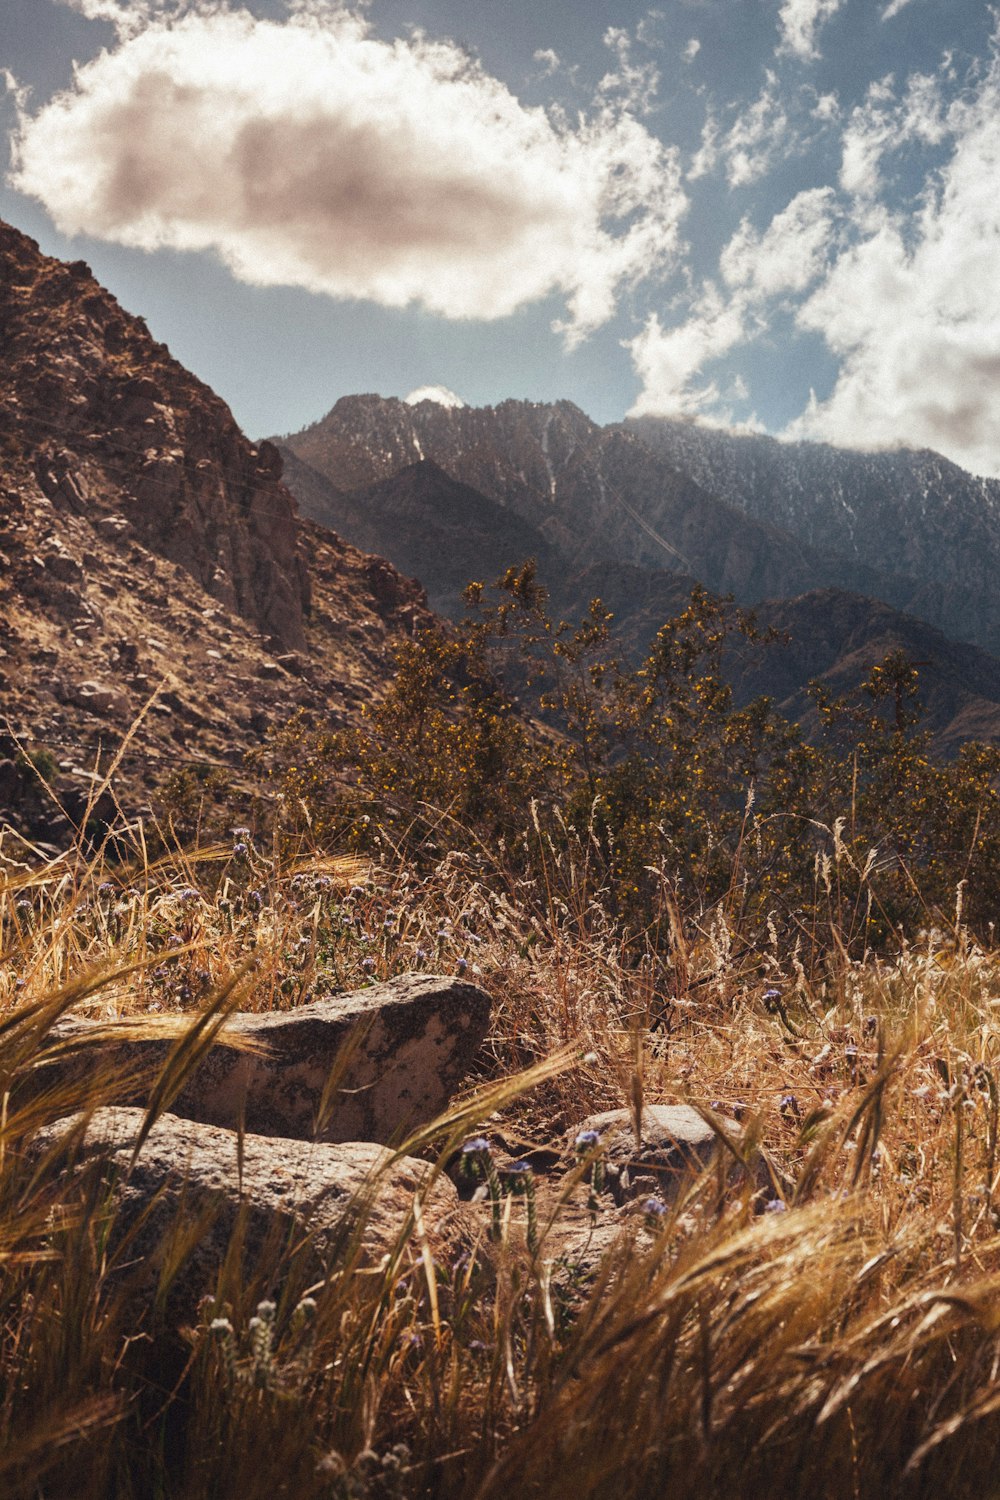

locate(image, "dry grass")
(6, 806), (1000, 1498)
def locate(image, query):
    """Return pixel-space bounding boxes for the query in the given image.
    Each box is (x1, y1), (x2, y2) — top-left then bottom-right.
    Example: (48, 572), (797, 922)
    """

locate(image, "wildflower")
(232, 842), (249, 858)
(461, 1138), (502, 1238)
(456, 956), (468, 975)
(177, 887), (199, 903)
(232, 827), (251, 840)
(98, 881), (114, 896)
(575, 1128), (605, 1204)
(503, 1161), (538, 1251)
(642, 1196), (668, 1229)
(348, 885), (365, 899)
(415, 947), (428, 963)
(361, 956), (376, 973)
(291, 1296), (317, 1329)
(435, 928), (450, 942)
(764, 1198), (787, 1213)
(504, 1159), (533, 1179)
(779, 1093), (800, 1118)
(249, 889), (265, 910)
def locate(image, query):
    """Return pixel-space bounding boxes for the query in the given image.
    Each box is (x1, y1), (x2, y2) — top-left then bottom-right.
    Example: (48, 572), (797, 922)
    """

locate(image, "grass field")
(5, 782), (1000, 1500)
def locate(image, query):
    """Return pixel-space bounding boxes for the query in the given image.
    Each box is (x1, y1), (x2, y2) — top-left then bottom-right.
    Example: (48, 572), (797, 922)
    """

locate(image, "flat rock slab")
(30, 1106), (460, 1309)
(40, 974), (491, 1145)
(572, 1105), (771, 1206)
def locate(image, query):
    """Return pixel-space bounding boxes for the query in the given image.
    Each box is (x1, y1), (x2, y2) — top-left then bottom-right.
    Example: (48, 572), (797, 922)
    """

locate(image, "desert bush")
(256, 571), (1000, 964)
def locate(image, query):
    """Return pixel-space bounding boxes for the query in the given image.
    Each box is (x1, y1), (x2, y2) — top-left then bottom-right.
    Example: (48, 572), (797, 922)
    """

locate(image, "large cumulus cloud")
(10, 2), (685, 341)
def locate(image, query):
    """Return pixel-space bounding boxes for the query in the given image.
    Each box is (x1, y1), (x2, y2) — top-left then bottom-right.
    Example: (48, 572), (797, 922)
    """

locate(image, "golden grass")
(6, 806), (1000, 1497)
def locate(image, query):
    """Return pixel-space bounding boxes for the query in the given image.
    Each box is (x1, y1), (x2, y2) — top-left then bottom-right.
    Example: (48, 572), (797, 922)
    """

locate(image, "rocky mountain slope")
(280, 449), (560, 618)
(0, 221), (430, 844)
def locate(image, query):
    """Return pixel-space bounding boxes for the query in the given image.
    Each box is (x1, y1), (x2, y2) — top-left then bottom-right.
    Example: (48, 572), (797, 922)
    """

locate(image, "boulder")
(41, 974), (492, 1145)
(29, 1107), (459, 1309)
(571, 1104), (775, 1206)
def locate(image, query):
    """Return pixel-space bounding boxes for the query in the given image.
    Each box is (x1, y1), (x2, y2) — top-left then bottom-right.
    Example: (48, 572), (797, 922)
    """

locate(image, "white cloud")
(626, 283), (749, 418)
(683, 38), (701, 63)
(628, 28), (1000, 478)
(839, 72), (947, 198)
(626, 188), (834, 419)
(712, 73), (790, 188)
(404, 385), (465, 408)
(597, 25), (661, 116)
(12, 4), (685, 342)
(532, 48), (561, 78)
(881, 0), (916, 19)
(720, 188), (835, 297)
(778, 0), (845, 62)
(789, 61), (1000, 475)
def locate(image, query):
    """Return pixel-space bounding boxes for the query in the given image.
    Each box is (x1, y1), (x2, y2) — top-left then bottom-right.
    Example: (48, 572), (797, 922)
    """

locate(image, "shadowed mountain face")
(276, 395), (1000, 756)
(0, 221), (431, 841)
(279, 450), (560, 618)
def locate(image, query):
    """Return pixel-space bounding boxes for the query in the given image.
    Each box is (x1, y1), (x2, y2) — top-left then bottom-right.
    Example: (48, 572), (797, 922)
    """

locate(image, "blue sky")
(2, 0), (999, 477)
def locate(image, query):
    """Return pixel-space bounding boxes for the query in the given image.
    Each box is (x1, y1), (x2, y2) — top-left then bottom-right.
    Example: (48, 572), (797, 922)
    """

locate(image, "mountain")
(625, 416), (1000, 656)
(732, 589), (1000, 758)
(280, 395), (912, 610)
(539, 565), (1000, 756)
(0, 221), (430, 843)
(275, 394), (1000, 755)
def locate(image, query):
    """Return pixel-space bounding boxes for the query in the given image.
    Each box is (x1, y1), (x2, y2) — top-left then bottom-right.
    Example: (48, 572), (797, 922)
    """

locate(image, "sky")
(2, 0), (1000, 477)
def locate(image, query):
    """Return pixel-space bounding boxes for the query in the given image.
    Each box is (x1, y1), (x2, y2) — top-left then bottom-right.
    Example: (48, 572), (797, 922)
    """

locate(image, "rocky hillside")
(0, 221), (431, 845)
